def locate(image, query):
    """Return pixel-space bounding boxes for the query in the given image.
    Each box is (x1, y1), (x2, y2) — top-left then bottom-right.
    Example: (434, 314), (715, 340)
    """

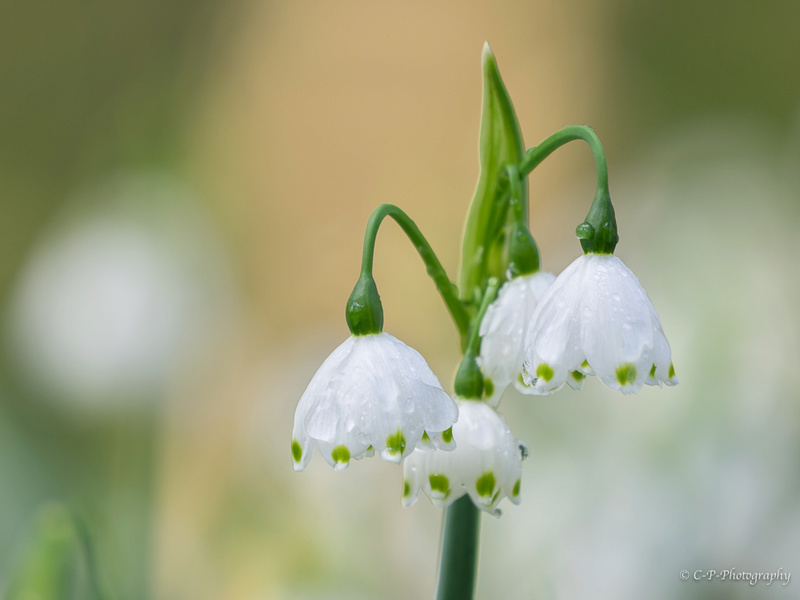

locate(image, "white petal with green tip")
(291, 332), (457, 471)
(522, 253), (678, 395)
(478, 271), (555, 405)
(402, 399), (524, 516)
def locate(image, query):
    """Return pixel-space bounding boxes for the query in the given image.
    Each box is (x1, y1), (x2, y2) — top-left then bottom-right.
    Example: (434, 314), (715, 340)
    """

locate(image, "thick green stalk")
(436, 496), (482, 600)
(360, 203), (471, 344)
(437, 277), (498, 596)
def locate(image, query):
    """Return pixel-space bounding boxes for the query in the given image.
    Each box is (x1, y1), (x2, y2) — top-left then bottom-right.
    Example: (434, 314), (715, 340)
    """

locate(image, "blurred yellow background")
(1, 1), (799, 599)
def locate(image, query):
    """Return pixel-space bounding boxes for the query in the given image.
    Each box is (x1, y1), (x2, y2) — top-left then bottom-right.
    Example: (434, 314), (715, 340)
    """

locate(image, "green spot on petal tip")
(616, 363), (637, 386)
(669, 363), (676, 379)
(429, 474), (449, 494)
(385, 430), (406, 456)
(291, 440), (302, 463)
(512, 479), (521, 496)
(442, 427), (453, 444)
(649, 364), (657, 377)
(403, 480), (410, 498)
(476, 471), (496, 498)
(331, 445), (350, 465)
(484, 377), (495, 398)
(570, 370), (585, 381)
(536, 363), (554, 382)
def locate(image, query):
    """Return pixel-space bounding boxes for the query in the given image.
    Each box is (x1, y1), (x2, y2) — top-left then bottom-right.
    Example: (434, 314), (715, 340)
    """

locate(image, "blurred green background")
(1, 1), (799, 598)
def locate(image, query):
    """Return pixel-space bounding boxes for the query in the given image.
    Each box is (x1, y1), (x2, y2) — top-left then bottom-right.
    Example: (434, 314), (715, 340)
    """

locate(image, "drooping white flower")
(478, 271), (555, 404)
(402, 399), (525, 516)
(291, 332), (457, 471)
(522, 253), (677, 395)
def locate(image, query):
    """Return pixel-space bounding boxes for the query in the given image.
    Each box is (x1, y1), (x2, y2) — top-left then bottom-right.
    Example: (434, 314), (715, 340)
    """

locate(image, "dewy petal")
(580, 256), (654, 394)
(523, 253), (676, 395)
(522, 257), (589, 394)
(402, 399), (524, 515)
(291, 332), (457, 470)
(479, 271), (555, 404)
(646, 308), (678, 386)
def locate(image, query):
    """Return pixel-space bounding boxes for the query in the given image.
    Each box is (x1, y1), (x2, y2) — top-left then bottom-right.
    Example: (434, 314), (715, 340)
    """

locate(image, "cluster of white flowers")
(480, 253), (677, 402)
(291, 331), (525, 513)
(291, 252), (676, 514)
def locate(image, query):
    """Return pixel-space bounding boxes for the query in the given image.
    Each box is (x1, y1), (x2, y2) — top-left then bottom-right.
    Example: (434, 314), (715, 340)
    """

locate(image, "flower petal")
(402, 399), (524, 515)
(522, 253), (676, 396)
(292, 332), (457, 470)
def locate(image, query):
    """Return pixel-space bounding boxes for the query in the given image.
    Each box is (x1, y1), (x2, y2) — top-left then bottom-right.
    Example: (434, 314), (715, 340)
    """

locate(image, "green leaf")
(459, 42), (527, 304)
(6, 504), (79, 600)
(6, 505), (109, 600)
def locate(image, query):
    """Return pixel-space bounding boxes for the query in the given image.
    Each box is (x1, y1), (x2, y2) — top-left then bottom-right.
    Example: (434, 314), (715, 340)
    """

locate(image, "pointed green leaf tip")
(291, 440), (302, 462)
(476, 471), (496, 498)
(616, 363), (637, 386)
(385, 430), (406, 456)
(460, 42), (527, 301)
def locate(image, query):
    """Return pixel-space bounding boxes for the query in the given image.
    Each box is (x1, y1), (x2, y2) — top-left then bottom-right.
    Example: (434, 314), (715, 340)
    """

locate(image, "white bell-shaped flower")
(522, 253), (678, 395)
(402, 399), (525, 516)
(291, 332), (458, 471)
(478, 271), (555, 404)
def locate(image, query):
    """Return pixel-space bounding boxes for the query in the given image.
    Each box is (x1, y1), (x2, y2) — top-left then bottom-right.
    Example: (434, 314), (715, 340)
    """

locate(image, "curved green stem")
(519, 125), (617, 253)
(360, 204), (471, 344)
(476, 127), (610, 291)
(436, 496), (481, 600)
(519, 125), (609, 196)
